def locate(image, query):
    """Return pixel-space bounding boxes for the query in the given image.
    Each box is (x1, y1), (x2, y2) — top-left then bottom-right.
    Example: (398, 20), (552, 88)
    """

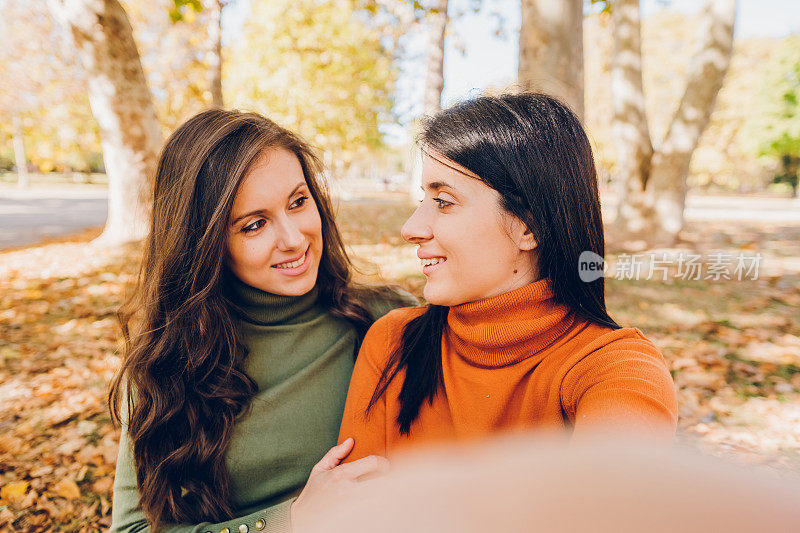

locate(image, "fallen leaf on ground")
(0, 481), (29, 504)
(52, 479), (81, 500)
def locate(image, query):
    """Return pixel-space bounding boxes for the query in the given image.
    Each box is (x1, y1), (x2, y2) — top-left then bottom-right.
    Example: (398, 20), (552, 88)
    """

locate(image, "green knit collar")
(226, 274), (324, 326)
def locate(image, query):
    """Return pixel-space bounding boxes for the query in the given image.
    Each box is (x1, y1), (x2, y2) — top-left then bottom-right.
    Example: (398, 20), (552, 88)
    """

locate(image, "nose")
(275, 215), (305, 251)
(401, 204), (433, 244)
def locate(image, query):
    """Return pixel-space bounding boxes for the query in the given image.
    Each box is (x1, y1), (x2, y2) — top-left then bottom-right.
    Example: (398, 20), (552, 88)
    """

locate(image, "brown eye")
(433, 197), (453, 208)
(290, 195), (309, 209)
(242, 219), (266, 233)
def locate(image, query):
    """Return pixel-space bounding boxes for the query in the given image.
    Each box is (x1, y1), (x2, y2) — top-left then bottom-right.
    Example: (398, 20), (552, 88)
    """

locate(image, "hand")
(291, 438), (389, 532)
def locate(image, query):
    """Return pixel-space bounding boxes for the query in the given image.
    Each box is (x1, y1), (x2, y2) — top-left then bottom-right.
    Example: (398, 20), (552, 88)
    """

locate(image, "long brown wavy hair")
(109, 109), (388, 530)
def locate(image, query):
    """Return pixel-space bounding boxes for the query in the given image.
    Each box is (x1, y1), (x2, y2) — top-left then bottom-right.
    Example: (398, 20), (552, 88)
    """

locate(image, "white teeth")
(274, 252), (307, 269)
(420, 257), (445, 267)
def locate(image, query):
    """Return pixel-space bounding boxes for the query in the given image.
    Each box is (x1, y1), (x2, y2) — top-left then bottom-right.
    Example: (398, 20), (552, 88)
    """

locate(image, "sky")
(224, 0), (800, 143)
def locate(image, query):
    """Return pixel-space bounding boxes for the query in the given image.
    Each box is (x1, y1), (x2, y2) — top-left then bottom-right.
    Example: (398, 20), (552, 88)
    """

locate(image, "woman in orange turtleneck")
(336, 93), (678, 462)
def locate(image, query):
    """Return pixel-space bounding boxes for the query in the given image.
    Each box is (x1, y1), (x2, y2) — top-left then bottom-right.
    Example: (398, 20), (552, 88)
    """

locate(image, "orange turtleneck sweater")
(338, 280), (678, 461)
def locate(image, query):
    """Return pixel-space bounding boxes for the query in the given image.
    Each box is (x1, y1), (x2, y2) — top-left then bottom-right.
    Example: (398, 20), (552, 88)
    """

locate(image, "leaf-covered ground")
(1, 202), (799, 531)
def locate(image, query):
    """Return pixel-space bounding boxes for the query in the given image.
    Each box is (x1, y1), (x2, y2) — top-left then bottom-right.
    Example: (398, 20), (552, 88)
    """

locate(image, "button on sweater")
(111, 280), (410, 533)
(338, 280), (678, 461)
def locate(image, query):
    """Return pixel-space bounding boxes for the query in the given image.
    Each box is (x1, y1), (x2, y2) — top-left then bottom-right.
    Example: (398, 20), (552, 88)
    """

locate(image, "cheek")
(483, 237), (519, 272)
(228, 236), (272, 271)
(439, 218), (488, 261)
(305, 208), (323, 242)
(452, 219), (515, 271)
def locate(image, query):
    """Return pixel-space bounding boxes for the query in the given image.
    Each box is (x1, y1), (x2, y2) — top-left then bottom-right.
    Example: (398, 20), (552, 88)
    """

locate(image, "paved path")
(600, 192), (800, 223)
(1, 186), (799, 251)
(0, 186), (108, 250)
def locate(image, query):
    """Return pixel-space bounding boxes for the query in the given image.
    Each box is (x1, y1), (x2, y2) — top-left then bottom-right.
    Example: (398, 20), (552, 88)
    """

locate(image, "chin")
(423, 284), (461, 307)
(276, 286), (310, 297)
(279, 276), (317, 297)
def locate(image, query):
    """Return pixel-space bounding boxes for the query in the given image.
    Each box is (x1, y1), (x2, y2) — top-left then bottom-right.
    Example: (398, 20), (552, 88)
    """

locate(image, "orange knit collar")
(446, 279), (576, 367)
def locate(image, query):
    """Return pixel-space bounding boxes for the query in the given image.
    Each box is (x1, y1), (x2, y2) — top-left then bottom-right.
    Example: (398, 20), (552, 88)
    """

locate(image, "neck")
(225, 273), (322, 325)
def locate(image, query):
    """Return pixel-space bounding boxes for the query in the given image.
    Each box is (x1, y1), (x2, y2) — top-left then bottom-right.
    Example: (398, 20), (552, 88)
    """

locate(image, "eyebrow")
(229, 182), (307, 226)
(425, 180), (456, 192)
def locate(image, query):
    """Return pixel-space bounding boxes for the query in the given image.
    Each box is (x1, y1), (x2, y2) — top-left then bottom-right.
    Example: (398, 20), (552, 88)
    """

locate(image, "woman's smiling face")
(226, 147), (323, 296)
(401, 151), (539, 306)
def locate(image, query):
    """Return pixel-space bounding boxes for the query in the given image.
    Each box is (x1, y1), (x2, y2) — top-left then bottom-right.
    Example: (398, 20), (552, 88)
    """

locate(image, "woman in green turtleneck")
(109, 109), (411, 532)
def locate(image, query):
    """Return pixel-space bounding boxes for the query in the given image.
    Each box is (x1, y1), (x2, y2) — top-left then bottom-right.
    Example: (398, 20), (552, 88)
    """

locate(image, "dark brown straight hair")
(108, 109), (389, 530)
(368, 93), (620, 435)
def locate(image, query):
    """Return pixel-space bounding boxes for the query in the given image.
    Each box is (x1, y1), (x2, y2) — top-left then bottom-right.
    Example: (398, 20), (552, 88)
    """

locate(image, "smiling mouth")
(272, 249), (308, 269)
(420, 257), (446, 267)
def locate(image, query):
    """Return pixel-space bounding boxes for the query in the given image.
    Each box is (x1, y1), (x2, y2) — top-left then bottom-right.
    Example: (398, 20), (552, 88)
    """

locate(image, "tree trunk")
(518, 0), (584, 121)
(205, 0), (223, 107)
(423, 0), (448, 116)
(11, 115), (30, 189)
(609, 0), (654, 242)
(50, 0), (161, 246)
(611, 0), (737, 249)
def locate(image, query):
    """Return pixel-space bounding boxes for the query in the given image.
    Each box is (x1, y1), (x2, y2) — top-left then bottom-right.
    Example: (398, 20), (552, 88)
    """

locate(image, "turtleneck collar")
(446, 279), (575, 367)
(226, 275), (323, 326)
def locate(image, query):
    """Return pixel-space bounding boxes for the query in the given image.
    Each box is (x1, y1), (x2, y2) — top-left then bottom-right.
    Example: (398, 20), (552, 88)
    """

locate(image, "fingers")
(333, 455), (390, 481)
(311, 438), (354, 475)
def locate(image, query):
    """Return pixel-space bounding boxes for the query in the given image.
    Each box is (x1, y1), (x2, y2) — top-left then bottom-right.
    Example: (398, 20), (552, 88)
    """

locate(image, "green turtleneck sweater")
(111, 281), (411, 533)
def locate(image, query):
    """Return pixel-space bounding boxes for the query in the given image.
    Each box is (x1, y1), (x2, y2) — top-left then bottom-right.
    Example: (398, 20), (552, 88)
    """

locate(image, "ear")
(508, 216), (537, 251)
(518, 226), (538, 251)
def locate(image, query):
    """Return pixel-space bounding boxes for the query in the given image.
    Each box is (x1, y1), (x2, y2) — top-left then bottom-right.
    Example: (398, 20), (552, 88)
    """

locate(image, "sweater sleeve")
(560, 330), (678, 442)
(337, 313), (394, 463)
(111, 427), (293, 533)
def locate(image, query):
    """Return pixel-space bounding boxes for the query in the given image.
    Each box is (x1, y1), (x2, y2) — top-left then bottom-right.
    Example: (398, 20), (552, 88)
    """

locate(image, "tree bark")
(205, 0), (223, 107)
(423, 0), (448, 116)
(610, 0), (654, 241)
(49, 0), (161, 245)
(611, 0), (737, 248)
(12, 115), (30, 189)
(518, 0), (584, 121)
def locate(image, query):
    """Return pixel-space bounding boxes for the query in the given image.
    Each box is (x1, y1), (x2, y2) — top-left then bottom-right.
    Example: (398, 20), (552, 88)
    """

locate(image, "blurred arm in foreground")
(303, 432), (800, 533)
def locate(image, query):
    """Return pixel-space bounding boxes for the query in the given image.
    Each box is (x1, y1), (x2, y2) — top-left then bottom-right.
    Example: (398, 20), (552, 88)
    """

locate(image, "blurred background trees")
(423, 0), (449, 115)
(1, 0), (799, 246)
(0, 1), (101, 180)
(225, 0), (398, 174)
(751, 35), (800, 197)
(608, 0), (737, 248)
(518, 0), (584, 121)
